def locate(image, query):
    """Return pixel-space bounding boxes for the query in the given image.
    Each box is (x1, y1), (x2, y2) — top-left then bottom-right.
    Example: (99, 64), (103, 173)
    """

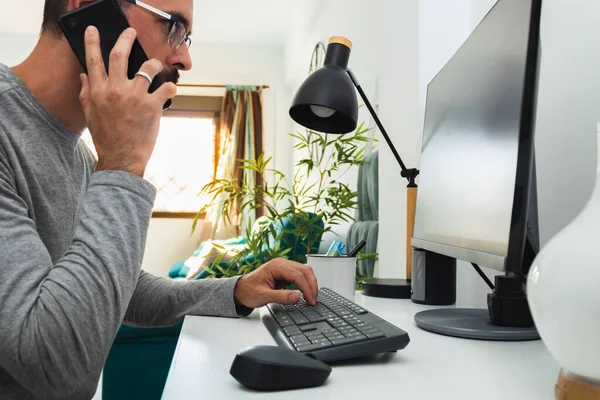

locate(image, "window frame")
(150, 95), (222, 219)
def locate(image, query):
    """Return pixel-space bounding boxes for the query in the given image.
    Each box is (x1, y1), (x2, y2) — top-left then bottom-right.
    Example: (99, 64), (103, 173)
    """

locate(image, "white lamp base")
(555, 370), (600, 400)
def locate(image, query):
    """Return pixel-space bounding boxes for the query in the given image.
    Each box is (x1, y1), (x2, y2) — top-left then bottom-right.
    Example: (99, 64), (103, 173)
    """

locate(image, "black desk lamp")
(289, 36), (418, 298)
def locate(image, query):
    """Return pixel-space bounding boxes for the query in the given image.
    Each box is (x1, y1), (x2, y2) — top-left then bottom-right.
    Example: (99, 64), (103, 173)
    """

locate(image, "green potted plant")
(191, 120), (377, 281)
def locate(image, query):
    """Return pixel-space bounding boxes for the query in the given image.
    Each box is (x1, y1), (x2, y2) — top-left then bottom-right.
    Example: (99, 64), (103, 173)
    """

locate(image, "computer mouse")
(230, 345), (332, 391)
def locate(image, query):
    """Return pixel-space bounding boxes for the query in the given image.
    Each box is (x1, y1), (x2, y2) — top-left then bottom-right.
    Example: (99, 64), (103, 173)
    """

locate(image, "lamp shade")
(289, 37), (358, 134)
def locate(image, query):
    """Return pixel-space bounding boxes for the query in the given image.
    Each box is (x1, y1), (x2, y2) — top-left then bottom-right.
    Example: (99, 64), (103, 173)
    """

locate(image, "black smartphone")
(59, 0), (172, 110)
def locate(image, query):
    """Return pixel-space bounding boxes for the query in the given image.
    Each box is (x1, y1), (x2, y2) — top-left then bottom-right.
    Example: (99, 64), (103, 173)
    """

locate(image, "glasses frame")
(124, 0), (192, 49)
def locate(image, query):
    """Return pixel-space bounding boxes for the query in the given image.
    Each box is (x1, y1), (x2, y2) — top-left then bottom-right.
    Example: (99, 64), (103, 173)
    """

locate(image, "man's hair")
(42, 0), (130, 36)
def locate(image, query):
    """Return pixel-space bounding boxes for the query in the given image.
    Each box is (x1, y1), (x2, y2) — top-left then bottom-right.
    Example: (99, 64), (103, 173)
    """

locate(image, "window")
(81, 95), (222, 218)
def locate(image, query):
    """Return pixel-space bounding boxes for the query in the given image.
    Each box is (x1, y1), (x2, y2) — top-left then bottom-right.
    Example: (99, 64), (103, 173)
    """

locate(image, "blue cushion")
(167, 260), (185, 278)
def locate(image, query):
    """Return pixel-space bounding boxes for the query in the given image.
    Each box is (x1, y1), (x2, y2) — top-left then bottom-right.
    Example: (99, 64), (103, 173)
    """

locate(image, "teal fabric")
(167, 260), (185, 278)
(357, 151), (379, 221)
(168, 214), (323, 279)
(347, 151), (379, 276)
(102, 322), (183, 400)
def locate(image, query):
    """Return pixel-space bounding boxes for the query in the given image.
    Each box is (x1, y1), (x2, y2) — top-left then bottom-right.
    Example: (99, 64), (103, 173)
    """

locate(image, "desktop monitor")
(411, 0), (543, 340)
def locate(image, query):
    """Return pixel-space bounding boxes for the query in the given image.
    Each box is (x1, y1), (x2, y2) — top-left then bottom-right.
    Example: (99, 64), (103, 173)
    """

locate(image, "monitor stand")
(414, 274), (540, 341)
(414, 308), (539, 341)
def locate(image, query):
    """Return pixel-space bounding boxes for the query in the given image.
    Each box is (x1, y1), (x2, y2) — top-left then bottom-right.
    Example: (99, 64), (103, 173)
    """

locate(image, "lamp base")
(556, 371), (600, 400)
(414, 308), (540, 341)
(361, 278), (412, 299)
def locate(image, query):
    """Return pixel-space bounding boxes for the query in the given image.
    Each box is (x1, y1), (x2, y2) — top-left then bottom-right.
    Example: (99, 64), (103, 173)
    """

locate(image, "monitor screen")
(412, 0), (540, 271)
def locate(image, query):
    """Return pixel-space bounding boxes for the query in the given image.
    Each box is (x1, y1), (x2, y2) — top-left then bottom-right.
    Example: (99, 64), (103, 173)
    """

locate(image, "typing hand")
(234, 258), (319, 308)
(79, 26), (176, 177)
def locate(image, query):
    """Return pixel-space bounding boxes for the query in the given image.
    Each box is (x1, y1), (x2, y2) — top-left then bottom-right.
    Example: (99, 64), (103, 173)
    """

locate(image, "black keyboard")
(260, 287), (410, 362)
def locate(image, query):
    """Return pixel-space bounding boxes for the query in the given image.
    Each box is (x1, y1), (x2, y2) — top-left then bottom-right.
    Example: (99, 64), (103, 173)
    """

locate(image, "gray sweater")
(0, 64), (246, 400)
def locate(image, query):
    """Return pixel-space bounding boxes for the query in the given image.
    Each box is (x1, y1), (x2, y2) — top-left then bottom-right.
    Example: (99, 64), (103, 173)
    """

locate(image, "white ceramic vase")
(527, 127), (600, 388)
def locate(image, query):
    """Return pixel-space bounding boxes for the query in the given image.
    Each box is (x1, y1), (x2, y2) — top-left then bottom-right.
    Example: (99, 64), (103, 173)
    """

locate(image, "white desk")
(162, 292), (560, 400)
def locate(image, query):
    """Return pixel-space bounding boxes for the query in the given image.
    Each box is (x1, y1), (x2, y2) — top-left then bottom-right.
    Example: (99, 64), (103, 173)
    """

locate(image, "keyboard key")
(291, 316), (310, 325)
(289, 334), (308, 344)
(304, 313), (327, 323)
(311, 337), (331, 345)
(366, 331), (386, 340)
(306, 332), (324, 339)
(297, 342), (332, 352)
(313, 305), (330, 314)
(299, 325), (317, 332)
(277, 313), (290, 319)
(323, 332), (343, 339)
(328, 334), (345, 341)
(360, 328), (380, 335)
(293, 341), (311, 349)
(283, 326), (301, 336)
(331, 335), (367, 346)
(277, 318), (295, 327)
(346, 331), (363, 338)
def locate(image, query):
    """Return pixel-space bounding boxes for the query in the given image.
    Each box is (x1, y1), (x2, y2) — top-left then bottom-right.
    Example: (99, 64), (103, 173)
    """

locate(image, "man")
(0, 0), (318, 398)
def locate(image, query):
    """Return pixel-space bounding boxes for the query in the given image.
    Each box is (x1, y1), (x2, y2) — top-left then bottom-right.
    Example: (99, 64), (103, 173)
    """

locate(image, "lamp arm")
(347, 69), (419, 280)
(347, 69), (419, 186)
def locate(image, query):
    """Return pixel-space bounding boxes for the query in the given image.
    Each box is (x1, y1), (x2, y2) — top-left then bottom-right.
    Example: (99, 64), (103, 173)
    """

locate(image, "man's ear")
(67, 0), (96, 12)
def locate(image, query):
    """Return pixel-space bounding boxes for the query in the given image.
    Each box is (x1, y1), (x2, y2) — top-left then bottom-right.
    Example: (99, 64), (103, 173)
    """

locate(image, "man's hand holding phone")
(79, 26), (176, 178)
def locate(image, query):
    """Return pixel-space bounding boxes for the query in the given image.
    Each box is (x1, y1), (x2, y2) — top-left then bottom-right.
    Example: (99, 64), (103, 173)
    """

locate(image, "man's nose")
(173, 44), (192, 71)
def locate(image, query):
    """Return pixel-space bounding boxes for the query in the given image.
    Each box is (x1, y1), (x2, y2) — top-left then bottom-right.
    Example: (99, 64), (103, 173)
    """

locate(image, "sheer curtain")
(207, 85), (264, 238)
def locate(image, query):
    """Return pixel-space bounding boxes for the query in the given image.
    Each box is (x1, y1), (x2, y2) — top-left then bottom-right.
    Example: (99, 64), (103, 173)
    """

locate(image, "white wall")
(470, 0), (498, 29)
(0, 33), (38, 66)
(374, 1), (421, 280)
(142, 219), (205, 277)
(419, 0), (470, 108)
(534, 0), (600, 245)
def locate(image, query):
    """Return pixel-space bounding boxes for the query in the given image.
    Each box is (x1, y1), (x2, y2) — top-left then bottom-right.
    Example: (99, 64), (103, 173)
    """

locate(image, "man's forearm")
(123, 271), (252, 327)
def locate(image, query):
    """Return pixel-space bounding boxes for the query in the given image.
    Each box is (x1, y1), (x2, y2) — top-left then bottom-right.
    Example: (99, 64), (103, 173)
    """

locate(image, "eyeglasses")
(124, 0), (192, 50)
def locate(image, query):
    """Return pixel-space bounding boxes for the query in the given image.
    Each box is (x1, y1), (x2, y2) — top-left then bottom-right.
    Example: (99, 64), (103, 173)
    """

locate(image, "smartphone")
(59, 0), (172, 110)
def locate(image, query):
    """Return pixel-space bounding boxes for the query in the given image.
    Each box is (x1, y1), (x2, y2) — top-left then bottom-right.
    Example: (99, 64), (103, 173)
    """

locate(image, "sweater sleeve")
(0, 162), (155, 400)
(123, 271), (253, 328)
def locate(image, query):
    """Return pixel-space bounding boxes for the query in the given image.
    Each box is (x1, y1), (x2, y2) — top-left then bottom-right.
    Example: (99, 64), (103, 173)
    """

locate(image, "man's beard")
(150, 68), (179, 94)
(159, 68), (180, 85)
(156, 69), (179, 110)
